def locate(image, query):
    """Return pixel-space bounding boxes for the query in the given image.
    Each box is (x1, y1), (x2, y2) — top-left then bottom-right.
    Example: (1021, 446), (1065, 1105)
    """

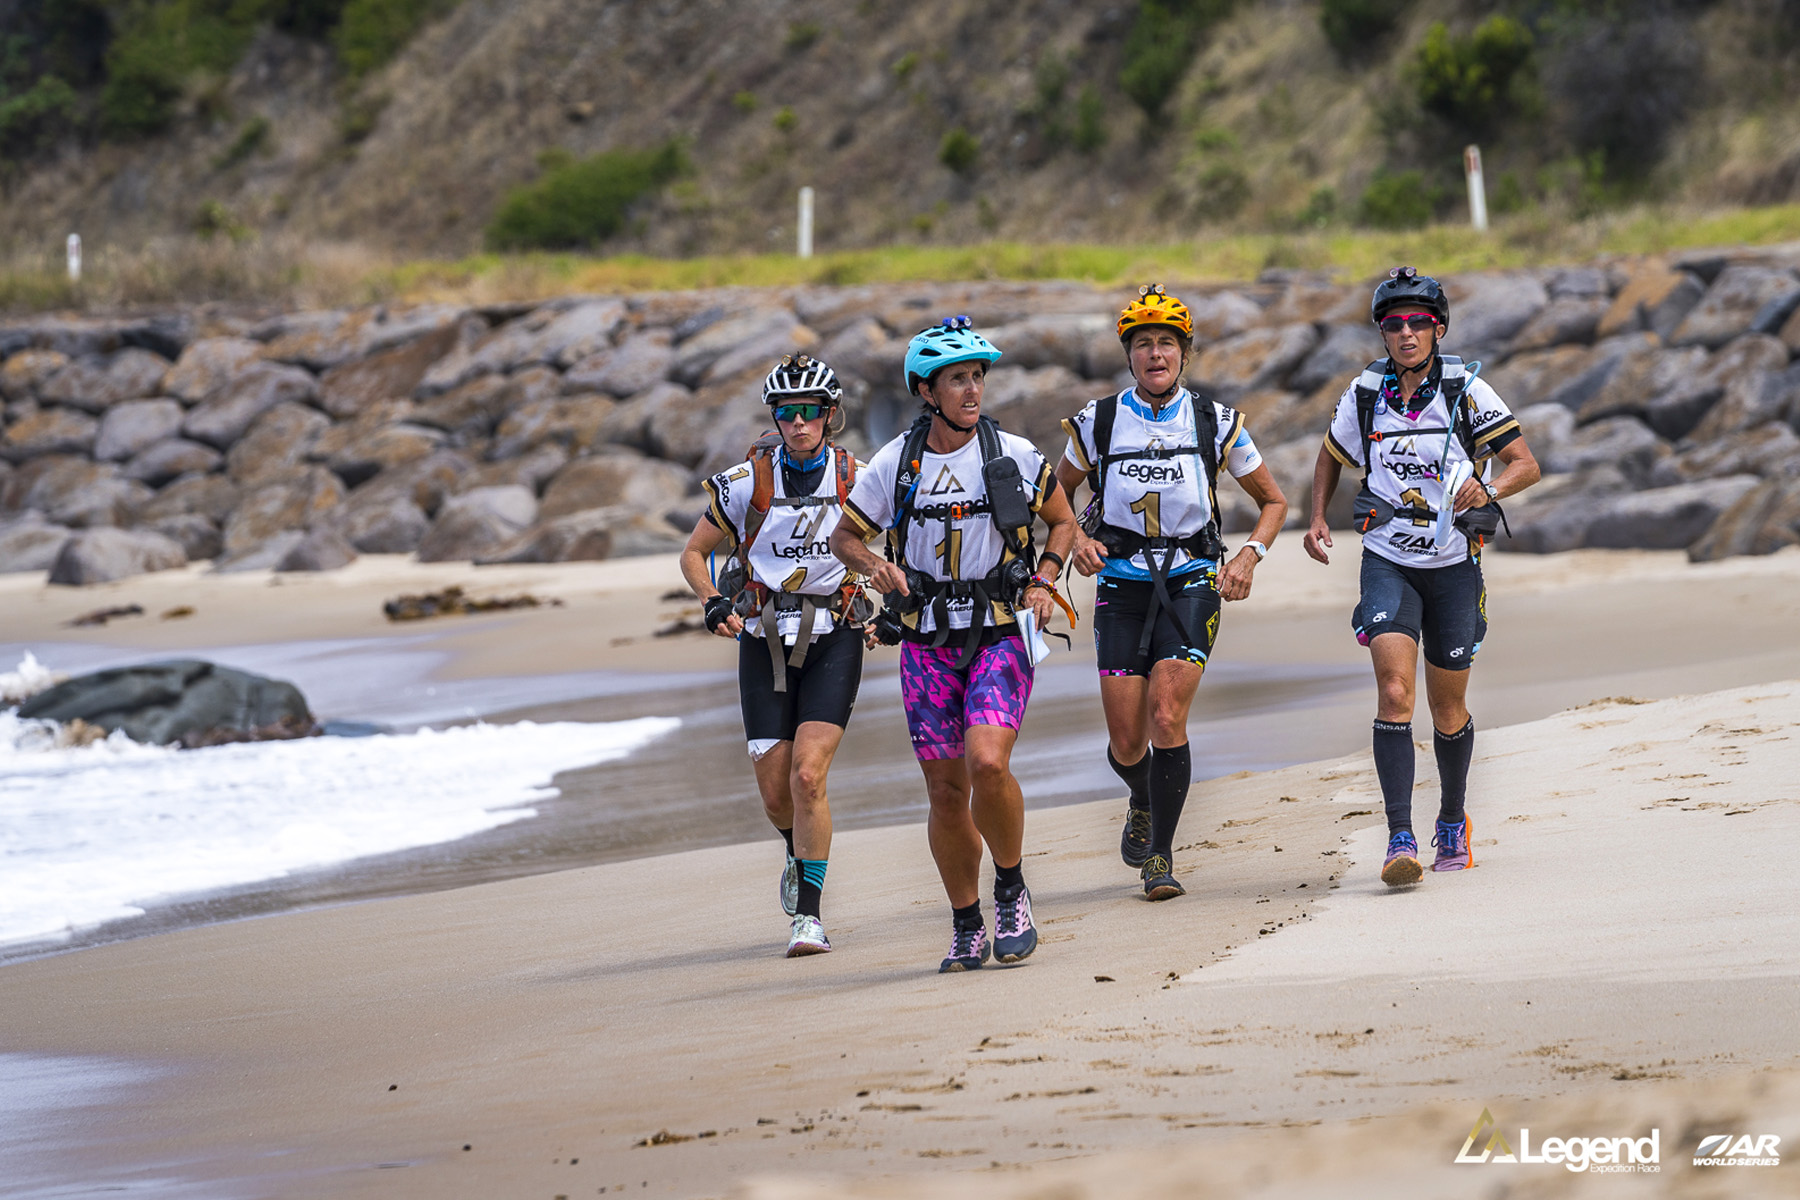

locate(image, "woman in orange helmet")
(1053, 285), (1287, 900)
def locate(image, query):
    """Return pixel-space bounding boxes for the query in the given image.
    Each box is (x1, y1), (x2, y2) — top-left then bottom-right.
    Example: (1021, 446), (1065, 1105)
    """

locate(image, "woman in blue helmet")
(830, 317), (1079, 974)
(1303, 267), (1540, 887)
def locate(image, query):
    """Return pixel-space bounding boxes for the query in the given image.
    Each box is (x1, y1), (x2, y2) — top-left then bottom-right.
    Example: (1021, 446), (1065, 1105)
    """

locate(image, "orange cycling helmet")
(1117, 283), (1193, 345)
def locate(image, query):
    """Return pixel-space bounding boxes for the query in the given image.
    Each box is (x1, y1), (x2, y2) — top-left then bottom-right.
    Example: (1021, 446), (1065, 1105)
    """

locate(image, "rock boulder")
(416, 485), (538, 562)
(47, 526), (187, 585)
(17, 659), (312, 746)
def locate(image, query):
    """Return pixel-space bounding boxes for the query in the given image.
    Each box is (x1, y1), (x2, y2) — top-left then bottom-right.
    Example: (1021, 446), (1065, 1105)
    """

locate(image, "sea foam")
(0, 713), (678, 949)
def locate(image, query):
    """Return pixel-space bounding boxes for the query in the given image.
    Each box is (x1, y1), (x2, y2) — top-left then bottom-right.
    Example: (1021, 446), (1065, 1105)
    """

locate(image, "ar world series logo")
(1693, 1133), (1781, 1166)
(1455, 1108), (1661, 1174)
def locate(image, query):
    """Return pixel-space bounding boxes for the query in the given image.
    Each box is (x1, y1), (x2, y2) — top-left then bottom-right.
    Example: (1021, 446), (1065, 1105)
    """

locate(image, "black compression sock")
(952, 900), (983, 931)
(1148, 742), (1192, 857)
(1434, 719), (1475, 824)
(797, 859), (826, 919)
(1108, 746), (1152, 811)
(993, 860), (1025, 899)
(779, 827), (795, 856)
(1373, 720), (1415, 836)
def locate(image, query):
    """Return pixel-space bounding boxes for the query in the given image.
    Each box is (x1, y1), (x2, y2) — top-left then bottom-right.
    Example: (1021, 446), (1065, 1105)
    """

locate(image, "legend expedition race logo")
(1693, 1133), (1781, 1166)
(1455, 1108), (1661, 1174)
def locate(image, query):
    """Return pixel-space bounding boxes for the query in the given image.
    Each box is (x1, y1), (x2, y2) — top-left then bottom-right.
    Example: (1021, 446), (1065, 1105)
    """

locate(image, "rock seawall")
(6, 249), (1800, 584)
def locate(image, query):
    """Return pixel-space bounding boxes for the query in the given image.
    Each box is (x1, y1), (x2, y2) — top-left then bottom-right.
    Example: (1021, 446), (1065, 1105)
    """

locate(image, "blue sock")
(797, 859), (827, 919)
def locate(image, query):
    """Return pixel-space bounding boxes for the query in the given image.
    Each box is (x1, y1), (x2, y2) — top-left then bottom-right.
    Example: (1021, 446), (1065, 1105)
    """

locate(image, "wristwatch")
(1483, 483), (1499, 501)
(1243, 539), (1268, 561)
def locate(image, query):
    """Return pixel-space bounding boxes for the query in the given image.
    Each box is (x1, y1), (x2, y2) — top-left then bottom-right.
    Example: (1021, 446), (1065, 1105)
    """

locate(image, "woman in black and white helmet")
(679, 353), (869, 958)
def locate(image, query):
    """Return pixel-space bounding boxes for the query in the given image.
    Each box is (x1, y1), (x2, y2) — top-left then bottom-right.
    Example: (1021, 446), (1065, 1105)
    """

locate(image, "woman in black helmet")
(1302, 267), (1540, 888)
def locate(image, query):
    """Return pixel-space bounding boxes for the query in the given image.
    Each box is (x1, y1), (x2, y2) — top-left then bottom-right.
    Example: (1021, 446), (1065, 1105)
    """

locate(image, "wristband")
(1036, 550), (1065, 575)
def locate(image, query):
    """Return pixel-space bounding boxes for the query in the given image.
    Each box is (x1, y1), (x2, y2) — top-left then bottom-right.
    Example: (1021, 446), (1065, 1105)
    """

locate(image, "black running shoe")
(1121, 805), (1153, 868)
(1140, 854), (1185, 901)
(992, 885), (1037, 964)
(939, 924), (990, 973)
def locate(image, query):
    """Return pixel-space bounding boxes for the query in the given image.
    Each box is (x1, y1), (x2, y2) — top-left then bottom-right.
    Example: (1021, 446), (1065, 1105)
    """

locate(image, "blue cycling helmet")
(904, 315), (1002, 394)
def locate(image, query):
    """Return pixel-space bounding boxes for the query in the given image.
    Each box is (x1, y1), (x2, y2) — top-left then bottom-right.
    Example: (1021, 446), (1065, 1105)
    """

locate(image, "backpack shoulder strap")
(887, 413), (936, 563)
(974, 414), (1004, 463)
(1438, 357), (1482, 460)
(1085, 391), (1121, 506)
(1352, 360), (1387, 474)
(892, 413), (934, 520)
(738, 431), (784, 561)
(1191, 390), (1225, 533)
(833, 443), (856, 504)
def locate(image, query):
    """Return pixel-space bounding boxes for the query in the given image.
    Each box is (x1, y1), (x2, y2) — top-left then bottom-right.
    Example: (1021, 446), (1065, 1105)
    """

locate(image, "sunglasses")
(773, 403), (827, 423)
(1379, 312), (1440, 334)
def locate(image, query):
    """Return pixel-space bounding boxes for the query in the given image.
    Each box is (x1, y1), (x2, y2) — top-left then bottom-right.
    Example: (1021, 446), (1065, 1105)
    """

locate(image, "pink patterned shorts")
(899, 636), (1035, 761)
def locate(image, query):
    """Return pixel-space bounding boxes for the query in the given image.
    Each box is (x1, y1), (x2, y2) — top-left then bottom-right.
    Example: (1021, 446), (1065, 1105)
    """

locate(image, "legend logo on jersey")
(927, 466), (967, 495)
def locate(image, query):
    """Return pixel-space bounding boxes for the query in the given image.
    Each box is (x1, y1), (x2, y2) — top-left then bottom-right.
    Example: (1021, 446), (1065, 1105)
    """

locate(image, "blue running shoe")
(1431, 817), (1472, 871)
(992, 885), (1037, 964)
(939, 924), (990, 973)
(1380, 829), (1423, 887)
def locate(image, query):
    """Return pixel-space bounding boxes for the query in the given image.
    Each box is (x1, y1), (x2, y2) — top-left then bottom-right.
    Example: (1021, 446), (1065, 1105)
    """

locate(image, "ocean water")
(0, 711), (679, 951)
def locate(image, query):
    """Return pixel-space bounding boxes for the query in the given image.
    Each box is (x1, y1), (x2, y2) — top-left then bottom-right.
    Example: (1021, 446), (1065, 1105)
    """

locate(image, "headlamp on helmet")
(1117, 283), (1194, 346)
(762, 352), (842, 407)
(1370, 265), (1449, 332)
(903, 318), (1002, 394)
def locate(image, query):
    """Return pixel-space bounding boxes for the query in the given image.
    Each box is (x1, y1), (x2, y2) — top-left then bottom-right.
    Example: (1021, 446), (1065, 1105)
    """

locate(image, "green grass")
(6, 202), (1800, 314)
(380, 202), (1800, 303)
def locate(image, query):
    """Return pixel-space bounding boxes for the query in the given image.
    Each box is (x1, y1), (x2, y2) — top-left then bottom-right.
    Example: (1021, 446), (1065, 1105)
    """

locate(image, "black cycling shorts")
(739, 621), (864, 743)
(1353, 550), (1487, 671)
(1094, 571), (1221, 677)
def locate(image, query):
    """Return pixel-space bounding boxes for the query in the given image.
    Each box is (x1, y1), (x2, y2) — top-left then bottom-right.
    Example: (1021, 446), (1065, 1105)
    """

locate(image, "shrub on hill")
(1120, 0), (1238, 120)
(484, 142), (687, 252)
(335, 0), (457, 80)
(0, 75), (78, 163)
(1357, 168), (1439, 228)
(1320, 0), (1415, 63)
(1410, 16), (1534, 141)
(1539, 6), (1699, 182)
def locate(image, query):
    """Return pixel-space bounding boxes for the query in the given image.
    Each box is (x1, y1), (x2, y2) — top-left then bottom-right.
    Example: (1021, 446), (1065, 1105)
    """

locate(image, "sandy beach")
(4, 543), (1800, 1198)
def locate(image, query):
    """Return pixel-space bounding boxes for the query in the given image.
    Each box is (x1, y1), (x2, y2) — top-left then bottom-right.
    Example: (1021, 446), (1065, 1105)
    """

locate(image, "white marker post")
(1464, 145), (1489, 233)
(66, 233), (82, 284)
(797, 186), (814, 259)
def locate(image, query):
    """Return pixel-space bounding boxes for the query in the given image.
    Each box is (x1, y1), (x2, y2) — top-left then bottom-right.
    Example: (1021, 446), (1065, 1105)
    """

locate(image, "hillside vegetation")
(3, 0), (1800, 277)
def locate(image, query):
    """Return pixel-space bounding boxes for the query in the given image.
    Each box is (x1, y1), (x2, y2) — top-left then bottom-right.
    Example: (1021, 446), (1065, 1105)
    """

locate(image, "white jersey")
(703, 445), (859, 642)
(1060, 388), (1262, 581)
(1324, 360), (1521, 569)
(843, 425), (1051, 634)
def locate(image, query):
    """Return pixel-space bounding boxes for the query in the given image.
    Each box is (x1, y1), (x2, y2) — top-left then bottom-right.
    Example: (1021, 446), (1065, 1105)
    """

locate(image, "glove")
(703, 594), (735, 633)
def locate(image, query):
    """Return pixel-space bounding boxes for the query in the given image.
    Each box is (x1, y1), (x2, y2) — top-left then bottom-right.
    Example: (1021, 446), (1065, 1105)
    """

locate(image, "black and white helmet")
(762, 353), (842, 406)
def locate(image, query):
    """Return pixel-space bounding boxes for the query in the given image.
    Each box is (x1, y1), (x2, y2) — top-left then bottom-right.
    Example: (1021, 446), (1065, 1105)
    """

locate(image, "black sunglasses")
(773, 403), (827, 423)
(1378, 312), (1440, 334)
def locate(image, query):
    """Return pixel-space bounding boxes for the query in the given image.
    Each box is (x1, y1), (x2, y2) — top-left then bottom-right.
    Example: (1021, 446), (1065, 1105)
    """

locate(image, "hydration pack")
(882, 412), (1039, 667)
(1348, 356), (1506, 548)
(716, 432), (865, 693)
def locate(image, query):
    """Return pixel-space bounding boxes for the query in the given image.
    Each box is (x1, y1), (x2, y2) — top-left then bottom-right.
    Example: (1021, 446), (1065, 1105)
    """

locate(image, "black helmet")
(1370, 266), (1449, 332)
